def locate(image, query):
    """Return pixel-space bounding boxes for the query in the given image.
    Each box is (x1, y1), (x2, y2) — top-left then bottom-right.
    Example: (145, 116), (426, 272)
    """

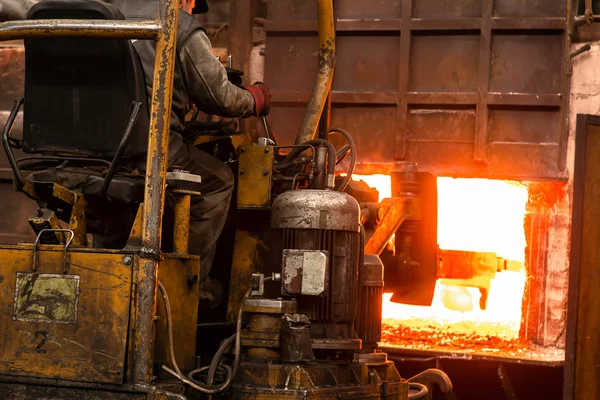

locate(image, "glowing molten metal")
(353, 175), (529, 348)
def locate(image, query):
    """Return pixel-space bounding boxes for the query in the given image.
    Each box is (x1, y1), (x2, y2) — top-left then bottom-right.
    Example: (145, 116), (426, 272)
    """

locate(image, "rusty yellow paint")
(295, 0), (335, 144)
(226, 231), (266, 322)
(237, 146), (274, 209)
(155, 255), (200, 373)
(0, 247), (133, 384)
(126, 204), (144, 247)
(28, 184), (88, 246)
(21, 181), (38, 201)
(172, 194), (191, 254)
(69, 192), (88, 246)
(28, 209), (65, 243)
(52, 184), (77, 204)
(51, 185), (88, 245)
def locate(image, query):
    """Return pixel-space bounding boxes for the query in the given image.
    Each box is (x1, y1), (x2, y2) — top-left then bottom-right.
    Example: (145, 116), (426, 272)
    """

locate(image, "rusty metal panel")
(0, 248), (132, 384)
(494, 0), (566, 18)
(414, 0), (481, 18)
(265, 0), (571, 180)
(489, 34), (563, 93)
(237, 145), (275, 209)
(410, 34), (480, 93)
(155, 256), (200, 373)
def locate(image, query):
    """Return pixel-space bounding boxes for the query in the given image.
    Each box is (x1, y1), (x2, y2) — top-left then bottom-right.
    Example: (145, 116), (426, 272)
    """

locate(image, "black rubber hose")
(330, 128), (356, 192)
(281, 139), (336, 177)
(336, 145), (351, 164)
(206, 334), (236, 388)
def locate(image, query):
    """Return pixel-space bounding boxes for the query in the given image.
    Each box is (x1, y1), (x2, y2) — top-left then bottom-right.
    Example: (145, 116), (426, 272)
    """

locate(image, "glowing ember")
(437, 177), (527, 262)
(352, 174), (392, 200)
(382, 270), (527, 339)
(353, 175), (529, 341)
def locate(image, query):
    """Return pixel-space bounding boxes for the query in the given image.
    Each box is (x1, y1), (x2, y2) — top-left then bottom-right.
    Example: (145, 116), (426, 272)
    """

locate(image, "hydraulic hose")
(408, 382), (429, 400)
(282, 139), (335, 176)
(330, 128), (356, 192)
(159, 282), (248, 394)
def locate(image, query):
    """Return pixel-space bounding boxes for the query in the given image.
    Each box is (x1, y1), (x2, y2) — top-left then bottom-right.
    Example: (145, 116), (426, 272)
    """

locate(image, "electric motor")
(271, 189), (361, 342)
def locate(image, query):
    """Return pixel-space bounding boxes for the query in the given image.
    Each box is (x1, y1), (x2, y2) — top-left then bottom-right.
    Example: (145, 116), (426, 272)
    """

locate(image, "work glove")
(246, 82), (272, 117)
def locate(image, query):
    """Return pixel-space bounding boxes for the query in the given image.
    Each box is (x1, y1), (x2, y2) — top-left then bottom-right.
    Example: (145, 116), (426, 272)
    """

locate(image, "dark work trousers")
(169, 139), (235, 288)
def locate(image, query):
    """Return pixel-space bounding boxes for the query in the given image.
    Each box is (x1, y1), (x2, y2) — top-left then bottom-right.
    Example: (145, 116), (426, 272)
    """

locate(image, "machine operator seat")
(12, 0), (151, 238)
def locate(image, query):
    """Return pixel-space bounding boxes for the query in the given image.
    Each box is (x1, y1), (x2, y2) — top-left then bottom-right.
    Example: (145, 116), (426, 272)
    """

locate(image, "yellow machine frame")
(0, 1), (203, 398)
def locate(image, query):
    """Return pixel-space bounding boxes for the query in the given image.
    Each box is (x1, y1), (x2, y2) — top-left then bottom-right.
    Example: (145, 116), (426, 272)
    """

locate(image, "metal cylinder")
(173, 194), (191, 254)
(272, 190), (360, 327)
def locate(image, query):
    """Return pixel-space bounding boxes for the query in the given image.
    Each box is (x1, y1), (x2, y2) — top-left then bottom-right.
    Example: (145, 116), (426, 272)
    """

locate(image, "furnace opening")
(354, 175), (531, 352)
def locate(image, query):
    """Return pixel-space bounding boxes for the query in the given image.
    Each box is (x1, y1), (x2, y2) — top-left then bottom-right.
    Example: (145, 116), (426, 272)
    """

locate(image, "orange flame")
(353, 175), (528, 339)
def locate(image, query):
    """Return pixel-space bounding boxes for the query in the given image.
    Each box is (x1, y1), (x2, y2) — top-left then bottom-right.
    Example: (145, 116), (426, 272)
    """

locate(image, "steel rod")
(0, 19), (160, 41)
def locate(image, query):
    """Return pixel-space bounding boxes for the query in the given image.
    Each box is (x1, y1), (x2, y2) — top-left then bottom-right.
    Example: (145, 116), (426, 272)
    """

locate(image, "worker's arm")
(180, 29), (264, 118)
(0, 0), (38, 20)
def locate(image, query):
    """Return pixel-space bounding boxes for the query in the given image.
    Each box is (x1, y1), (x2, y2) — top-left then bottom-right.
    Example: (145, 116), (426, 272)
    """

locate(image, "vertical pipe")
(295, 0), (335, 144)
(173, 194), (191, 254)
(133, 0), (180, 384)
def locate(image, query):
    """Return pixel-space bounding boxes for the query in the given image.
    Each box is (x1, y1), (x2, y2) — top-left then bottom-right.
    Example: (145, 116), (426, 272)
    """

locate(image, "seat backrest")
(22, 0), (149, 159)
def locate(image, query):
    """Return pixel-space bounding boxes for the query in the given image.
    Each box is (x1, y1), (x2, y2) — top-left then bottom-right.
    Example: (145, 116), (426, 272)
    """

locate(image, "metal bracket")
(2, 98), (25, 190)
(32, 229), (74, 274)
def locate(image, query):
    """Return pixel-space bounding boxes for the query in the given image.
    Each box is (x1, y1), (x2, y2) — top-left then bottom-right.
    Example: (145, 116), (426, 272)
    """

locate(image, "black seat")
(20, 0), (149, 203)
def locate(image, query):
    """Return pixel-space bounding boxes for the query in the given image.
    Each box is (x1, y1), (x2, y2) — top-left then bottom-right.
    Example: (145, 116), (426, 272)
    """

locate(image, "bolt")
(240, 147), (246, 153)
(263, 170), (269, 176)
(122, 256), (133, 266)
(240, 169), (246, 175)
(264, 147), (270, 153)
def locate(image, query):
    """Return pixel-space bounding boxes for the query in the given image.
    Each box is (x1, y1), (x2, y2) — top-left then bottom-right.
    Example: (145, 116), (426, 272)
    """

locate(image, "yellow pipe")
(173, 194), (191, 254)
(134, 0), (180, 384)
(295, 0), (335, 144)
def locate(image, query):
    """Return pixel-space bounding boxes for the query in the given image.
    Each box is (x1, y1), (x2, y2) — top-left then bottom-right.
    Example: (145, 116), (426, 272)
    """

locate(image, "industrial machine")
(0, 0), (450, 399)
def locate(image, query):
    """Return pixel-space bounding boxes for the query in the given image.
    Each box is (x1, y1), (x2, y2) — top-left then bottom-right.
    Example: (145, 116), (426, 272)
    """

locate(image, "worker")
(116, 0), (271, 306)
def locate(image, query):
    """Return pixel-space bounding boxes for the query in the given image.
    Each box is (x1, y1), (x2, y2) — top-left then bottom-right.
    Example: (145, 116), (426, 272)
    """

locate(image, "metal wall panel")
(264, 0), (571, 180)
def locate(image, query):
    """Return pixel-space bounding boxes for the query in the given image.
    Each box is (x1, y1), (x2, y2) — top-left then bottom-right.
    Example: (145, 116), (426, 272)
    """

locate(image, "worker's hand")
(246, 82), (272, 117)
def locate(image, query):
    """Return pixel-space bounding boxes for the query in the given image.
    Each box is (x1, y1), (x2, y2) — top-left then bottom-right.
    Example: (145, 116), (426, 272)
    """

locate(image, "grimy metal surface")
(135, 0), (180, 385)
(0, 0), (182, 388)
(264, 0), (572, 180)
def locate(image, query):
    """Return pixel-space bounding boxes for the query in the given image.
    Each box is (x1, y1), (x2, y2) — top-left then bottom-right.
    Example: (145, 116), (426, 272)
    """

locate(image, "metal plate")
(237, 145), (274, 209)
(0, 248), (132, 384)
(265, 0), (571, 180)
(13, 273), (80, 324)
(282, 249), (329, 296)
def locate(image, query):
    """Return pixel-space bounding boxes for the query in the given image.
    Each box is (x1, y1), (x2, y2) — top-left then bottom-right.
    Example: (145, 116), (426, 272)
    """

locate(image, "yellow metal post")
(133, 0), (181, 384)
(173, 194), (191, 254)
(295, 0), (335, 144)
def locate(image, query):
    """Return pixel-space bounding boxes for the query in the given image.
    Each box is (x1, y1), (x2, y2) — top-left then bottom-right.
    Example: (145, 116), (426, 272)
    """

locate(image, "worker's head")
(180, 0), (195, 14)
(180, 0), (208, 14)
